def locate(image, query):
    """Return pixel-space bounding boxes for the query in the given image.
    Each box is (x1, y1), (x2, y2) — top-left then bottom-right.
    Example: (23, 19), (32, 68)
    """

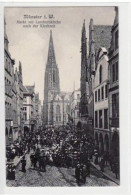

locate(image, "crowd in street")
(6, 125), (119, 184)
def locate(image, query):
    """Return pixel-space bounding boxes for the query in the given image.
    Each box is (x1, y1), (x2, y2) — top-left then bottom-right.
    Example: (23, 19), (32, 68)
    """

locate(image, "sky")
(5, 6), (115, 102)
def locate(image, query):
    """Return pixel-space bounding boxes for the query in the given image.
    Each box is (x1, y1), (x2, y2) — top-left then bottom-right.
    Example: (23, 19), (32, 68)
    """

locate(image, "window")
(104, 109), (108, 129)
(99, 110), (102, 128)
(105, 84), (108, 98)
(101, 86), (104, 100)
(59, 116), (61, 121)
(115, 30), (118, 50)
(56, 116), (58, 122)
(77, 111), (79, 118)
(56, 105), (60, 114)
(112, 62), (119, 82)
(112, 64), (115, 82)
(99, 66), (102, 84)
(95, 91), (97, 102)
(112, 93), (119, 118)
(116, 62), (118, 81)
(24, 113), (27, 121)
(98, 89), (100, 101)
(95, 111), (98, 128)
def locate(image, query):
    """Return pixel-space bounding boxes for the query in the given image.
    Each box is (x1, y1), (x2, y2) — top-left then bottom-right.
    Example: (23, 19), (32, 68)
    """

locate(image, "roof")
(94, 25), (112, 54)
(25, 86), (35, 93)
(23, 85), (35, 95)
(53, 91), (71, 101)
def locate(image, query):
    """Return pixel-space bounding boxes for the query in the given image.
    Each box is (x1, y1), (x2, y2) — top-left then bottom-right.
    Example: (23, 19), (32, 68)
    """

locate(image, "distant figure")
(100, 158), (105, 172)
(114, 162), (119, 179)
(86, 160), (91, 177)
(81, 164), (87, 184)
(75, 163), (81, 184)
(21, 156), (26, 172)
(11, 165), (16, 180)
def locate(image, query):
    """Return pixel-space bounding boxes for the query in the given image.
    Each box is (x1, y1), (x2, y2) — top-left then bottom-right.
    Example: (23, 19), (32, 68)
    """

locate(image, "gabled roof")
(25, 85), (35, 94)
(23, 85), (35, 95)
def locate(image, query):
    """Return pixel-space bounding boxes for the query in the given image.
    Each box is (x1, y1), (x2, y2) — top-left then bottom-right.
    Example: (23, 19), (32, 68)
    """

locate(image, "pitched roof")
(94, 25), (112, 53)
(23, 85), (35, 95)
(25, 85), (35, 93)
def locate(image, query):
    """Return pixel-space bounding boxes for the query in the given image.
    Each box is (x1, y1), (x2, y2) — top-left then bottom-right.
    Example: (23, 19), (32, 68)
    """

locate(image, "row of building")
(80, 7), (119, 158)
(5, 20), (42, 145)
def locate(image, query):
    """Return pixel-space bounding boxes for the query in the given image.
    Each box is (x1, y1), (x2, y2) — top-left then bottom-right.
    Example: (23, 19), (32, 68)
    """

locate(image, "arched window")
(56, 105), (60, 114)
(99, 65), (102, 84)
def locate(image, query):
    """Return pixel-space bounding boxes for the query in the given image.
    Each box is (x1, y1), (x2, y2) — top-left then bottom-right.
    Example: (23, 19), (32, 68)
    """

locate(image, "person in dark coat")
(75, 163), (81, 184)
(42, 155), (47, 172)
(10, 165), (16, 180)
(100, 158), (105, 172)
(86, 160), (91, 177)
(30, 153), (35, 168)
(38, 156), (43, 171)
(7, 164), (12, 180)
(114, 162), (119, 179)
(81, 164), (87, 184)
(21, 156), (26, 172)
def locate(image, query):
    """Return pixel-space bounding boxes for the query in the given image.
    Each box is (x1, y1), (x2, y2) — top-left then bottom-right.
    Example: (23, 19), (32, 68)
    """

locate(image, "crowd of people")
(6, 125), (119, 183)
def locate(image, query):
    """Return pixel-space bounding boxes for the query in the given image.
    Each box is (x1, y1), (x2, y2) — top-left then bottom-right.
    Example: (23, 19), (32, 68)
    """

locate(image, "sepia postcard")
(0, 1), (130, 195)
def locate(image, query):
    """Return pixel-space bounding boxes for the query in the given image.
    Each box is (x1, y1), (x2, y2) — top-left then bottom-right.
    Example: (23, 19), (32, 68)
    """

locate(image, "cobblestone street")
(7, 154), (117, 187)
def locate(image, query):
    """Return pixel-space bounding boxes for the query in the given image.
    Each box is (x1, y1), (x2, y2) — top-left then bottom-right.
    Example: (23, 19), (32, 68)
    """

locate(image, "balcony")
(109, 117), (119, 128)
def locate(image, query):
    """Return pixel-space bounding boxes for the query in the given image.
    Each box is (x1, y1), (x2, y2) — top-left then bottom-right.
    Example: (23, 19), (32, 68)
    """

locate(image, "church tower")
(43, 30), (60, 125)
(80, 20), (88, 118)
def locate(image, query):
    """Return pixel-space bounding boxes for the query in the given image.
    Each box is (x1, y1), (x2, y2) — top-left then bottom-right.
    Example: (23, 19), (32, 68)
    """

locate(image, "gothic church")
(43, 30), (70, 127)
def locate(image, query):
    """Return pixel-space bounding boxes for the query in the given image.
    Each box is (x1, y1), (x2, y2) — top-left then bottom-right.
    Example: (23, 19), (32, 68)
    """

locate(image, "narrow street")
(7, 153), (117, 187)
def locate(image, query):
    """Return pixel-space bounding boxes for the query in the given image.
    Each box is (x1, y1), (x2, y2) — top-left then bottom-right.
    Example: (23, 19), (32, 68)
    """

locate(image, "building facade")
(108, 7), (119, 159)
(15, 62), (24, 141)
(94, 47), (110, 155)
(34, 93), (42, 128)
(52, 92), (70, 127)
(23, 85), (36, 134)
(87, 19), (111, 137)
(5, 19), (18, 144)
(70, 89), (81, 127)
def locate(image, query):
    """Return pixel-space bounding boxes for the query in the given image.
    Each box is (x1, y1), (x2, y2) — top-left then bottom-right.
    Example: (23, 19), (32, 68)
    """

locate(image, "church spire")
(47, 30), (56, 67)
